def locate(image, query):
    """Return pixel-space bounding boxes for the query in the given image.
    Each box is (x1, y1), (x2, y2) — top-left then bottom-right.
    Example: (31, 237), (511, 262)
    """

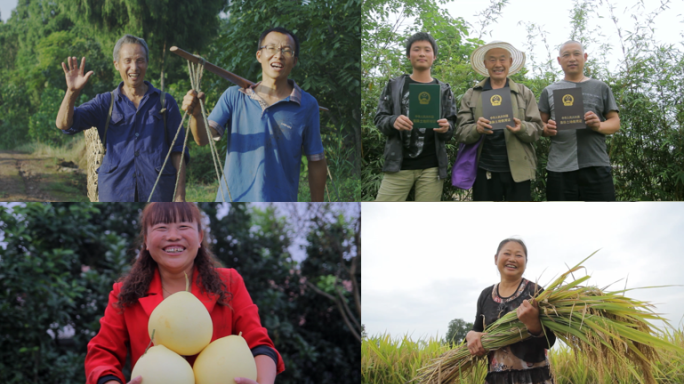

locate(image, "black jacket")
(373, 74), (457, 179)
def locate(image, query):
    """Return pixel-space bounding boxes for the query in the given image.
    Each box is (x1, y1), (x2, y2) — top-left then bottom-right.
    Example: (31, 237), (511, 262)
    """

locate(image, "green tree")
(361, 0), (478, 200)
(362, 0), (684, 201)
(299, 203), (361, 383)
(196, 0), (361, 199)
(0, 1), (113, 149)
(0, 202), (359, 383)
(0, 203), (132, 383)
(59, 0), (226, 87)
(444, 318), (473, 345)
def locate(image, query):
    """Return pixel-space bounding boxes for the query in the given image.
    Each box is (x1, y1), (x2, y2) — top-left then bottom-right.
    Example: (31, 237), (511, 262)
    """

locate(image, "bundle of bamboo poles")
(416, 252), (682, 384)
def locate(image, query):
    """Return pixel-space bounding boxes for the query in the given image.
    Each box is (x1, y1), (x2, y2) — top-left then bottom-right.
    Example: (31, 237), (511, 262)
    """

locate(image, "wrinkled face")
(408, 40), (435, 71)
(558, 42), (587, 76)
(484, 48), (512, 82)
(494, 241), (527, 280)
(114, 43), (147, 89)
(145, 218), (203, 275)
(257, 32), (298, 81)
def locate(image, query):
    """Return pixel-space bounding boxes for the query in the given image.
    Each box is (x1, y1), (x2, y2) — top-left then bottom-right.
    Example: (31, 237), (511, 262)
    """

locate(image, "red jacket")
(85, 267), (285, 384)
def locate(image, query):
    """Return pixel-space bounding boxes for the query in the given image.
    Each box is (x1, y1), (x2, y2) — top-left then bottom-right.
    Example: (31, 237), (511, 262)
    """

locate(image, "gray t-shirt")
(538, 79), (619, 172)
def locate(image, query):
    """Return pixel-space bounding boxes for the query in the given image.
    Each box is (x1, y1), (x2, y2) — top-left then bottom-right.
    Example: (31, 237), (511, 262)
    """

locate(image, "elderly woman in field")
(85, 203), (283, 384)
(465, 238), (556, 384)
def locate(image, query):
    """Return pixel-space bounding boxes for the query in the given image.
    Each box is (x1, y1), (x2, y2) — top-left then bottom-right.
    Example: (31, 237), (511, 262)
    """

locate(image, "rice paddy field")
(361, 329), (684, 384)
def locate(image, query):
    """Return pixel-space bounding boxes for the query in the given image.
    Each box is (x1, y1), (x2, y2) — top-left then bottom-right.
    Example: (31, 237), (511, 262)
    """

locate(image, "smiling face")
(494, 241), (527, 280)
(144, 211), (204, 275)
(484, 48), (512, 82)
(558, 42), (587, 77)
(114, 43), (147, 89)
(257, 31), (298, 82)
(407, 40), (435, 71)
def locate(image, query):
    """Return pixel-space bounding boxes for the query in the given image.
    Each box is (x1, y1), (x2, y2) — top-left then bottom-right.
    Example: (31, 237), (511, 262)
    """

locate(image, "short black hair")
(258, 27), (300, 58)
(405, 32), (437, 58)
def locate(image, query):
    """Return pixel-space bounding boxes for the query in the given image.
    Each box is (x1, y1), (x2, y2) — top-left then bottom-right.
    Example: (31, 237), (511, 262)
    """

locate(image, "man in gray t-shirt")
(538, 40), (620, 201)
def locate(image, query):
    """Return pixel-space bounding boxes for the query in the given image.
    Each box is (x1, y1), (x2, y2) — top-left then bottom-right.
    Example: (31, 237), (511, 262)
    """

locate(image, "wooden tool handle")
(170, 46), (329, 112)
(170, 46), (253, 88)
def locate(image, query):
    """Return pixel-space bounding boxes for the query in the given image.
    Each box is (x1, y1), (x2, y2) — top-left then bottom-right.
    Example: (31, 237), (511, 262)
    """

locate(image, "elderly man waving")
(56, 34), (189, 202)
(455, 41), (543, 201)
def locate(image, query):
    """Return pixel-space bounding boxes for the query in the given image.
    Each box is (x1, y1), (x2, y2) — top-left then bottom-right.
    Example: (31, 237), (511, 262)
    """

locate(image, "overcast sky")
(362, 203), (684, 341)
(378, 0), (684, 74)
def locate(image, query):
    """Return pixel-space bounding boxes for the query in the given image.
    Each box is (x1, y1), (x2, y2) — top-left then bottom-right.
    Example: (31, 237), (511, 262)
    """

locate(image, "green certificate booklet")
(481, 88), (514, 130)
(553, 87), (585, 130)
(409, 84), (440, 129)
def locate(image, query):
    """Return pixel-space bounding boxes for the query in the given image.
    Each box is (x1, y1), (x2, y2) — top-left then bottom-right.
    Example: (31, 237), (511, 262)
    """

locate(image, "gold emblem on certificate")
(482, 89), (513, 130)
(553, 88), (585, 130)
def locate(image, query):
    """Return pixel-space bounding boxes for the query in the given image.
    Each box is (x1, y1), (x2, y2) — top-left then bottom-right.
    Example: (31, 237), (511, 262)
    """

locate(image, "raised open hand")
(62, 56), (94, 92)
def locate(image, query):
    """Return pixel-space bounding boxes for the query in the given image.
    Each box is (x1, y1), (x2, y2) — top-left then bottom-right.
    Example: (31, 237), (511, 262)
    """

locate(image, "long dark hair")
(116, 203), (232, 308)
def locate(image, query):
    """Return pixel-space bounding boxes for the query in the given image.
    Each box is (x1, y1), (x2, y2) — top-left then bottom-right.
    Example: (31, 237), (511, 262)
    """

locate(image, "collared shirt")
(62, 81), (188, 202)
(207, 80), (325, 202)
(84, 268), (285, 384)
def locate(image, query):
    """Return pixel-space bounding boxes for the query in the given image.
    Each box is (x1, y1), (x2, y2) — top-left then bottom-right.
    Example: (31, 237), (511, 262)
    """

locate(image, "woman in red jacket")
(85, 203), (284, 384)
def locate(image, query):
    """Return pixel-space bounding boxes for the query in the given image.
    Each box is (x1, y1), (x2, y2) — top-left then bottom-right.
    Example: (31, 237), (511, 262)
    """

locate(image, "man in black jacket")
(374, 32), (457, 201)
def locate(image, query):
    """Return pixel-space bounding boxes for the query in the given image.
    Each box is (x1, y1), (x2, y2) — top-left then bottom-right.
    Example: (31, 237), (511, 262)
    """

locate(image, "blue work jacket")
(63, 81), (189, 202)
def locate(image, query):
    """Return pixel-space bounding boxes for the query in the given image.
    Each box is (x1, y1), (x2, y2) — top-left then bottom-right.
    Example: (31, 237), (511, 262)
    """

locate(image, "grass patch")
(185, 181), (218, 202)
(44, 172), (88, 202)
(299, 155), (360, 202)
(15, 137), (87, 169)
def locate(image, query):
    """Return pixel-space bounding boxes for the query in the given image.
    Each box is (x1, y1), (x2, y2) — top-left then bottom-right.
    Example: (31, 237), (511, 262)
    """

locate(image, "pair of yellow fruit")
(131, 277), (257, 384)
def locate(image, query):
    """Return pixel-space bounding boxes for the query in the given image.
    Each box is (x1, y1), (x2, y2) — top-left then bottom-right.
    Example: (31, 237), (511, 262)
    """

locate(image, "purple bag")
(451, 135), (484, 189)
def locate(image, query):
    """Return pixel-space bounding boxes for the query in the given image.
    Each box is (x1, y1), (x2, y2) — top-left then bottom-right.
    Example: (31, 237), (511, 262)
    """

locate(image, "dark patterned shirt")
(472, 278), (556, 384)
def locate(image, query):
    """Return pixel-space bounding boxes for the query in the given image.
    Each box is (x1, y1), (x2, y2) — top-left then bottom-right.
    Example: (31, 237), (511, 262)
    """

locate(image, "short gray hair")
(559, 40), (584, 56)
(113, 34), (149, 62)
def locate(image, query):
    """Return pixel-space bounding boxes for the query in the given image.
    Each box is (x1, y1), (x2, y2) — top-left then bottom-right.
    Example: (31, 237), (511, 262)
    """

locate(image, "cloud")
(362, 203), (684, 339)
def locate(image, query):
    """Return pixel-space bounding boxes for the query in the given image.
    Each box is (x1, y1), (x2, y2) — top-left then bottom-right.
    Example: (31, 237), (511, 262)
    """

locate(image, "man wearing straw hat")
(538, 40), (620, 201)
(55, 34), (189, 202)
(373, 32), (457, 201)
(455, 41), (543, 201)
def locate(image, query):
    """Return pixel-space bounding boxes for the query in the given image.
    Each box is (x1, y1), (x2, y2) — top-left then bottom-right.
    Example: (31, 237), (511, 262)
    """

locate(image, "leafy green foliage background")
(361, 0), (684, 201)
(0, 202), (360, 384)
(0, 0), (361, 200)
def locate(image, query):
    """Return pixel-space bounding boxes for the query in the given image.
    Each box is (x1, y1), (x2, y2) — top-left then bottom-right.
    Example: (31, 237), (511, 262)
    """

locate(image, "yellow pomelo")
(148, 290), (213, 356)
(131, 345), (195, 384)
(193, 334), (257, 384)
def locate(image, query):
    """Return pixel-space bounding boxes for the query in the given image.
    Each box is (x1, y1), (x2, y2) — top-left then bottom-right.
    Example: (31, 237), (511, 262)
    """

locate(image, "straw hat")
(470, 41), (526, 77)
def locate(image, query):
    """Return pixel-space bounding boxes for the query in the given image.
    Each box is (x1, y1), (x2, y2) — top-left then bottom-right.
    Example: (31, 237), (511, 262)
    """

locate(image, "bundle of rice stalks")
(416, 252), (683, 384)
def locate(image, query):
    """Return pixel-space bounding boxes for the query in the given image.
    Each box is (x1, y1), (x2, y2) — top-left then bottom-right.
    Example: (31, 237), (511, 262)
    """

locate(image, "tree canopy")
(0, 0), (361, 200)
(444, 318), (473, 345)
(0, 202), (360, 384)
(362, 0), (684, 201)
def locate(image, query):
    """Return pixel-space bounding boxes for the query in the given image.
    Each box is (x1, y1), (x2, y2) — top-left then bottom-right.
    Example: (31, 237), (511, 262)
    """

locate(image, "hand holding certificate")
(481, 88), (514, 130)
(553, 87), (585, 130)
(409, 84), (440, 128)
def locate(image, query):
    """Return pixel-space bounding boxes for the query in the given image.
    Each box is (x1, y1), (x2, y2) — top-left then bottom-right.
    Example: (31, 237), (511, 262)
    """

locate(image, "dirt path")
(0, 151), (88, 202)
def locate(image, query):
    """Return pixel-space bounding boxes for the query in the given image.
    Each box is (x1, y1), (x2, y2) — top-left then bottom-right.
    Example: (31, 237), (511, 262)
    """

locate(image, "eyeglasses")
(258, 45), (295, 59)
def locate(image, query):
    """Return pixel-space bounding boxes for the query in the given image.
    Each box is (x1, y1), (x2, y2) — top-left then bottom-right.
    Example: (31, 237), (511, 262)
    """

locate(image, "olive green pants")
(375, 167), (443, 201)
